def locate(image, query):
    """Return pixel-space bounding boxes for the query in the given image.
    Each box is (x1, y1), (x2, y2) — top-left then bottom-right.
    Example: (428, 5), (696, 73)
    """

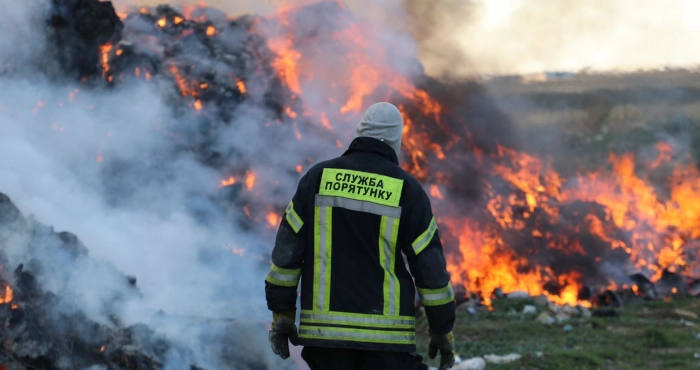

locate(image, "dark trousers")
(301, 346), (428, 370)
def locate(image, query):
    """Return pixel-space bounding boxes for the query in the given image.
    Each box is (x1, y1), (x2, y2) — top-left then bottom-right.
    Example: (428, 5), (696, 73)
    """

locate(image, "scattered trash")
(452, 357), (486, 370)
(537, 312), (556, 325)
(484, 353), (522, 364)
(563, 324), (573, 331)
(535, 351), (544, 358)
(522, 304), (537, 314)
(579, 306), (592, 318)
(673, 309), (698, 319)
(532, 295), (550, 306)
(555, 313), (571, 323)
(506, 291), (530, 299)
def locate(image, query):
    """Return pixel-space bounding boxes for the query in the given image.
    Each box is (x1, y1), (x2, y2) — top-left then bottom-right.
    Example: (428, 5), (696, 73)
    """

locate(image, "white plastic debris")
(579, 305), (592, 318)
(484, 353), (522, 364)
(537, 312), (556, 325)
(522, 304), (537, 314)
(452, 357), (487, 370)
(506, 291), (530, 299)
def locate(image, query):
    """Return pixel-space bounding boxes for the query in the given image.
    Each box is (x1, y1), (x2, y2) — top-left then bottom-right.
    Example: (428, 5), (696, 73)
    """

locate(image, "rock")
(673, 309), (698, 319)
(492, 287), (504, 299)
(563, 324), (573, 331)
(452, 357), (486, 370)
(532, 295), (550, 306)
(562, 304), (579, 316)
(484, 353), (522, 364)
(537, 312), (556, 325)
(555, 313), (571, 323)
(579, 305), (592, 318)
(506, 291), (530, 299)
(522, 305), (537, 314)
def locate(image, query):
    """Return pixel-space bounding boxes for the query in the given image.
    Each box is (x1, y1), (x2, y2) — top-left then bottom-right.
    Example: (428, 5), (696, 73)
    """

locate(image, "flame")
(168, 64), (192, 97)
(267, 38), (302, 94)
(0, 283), (13, 304)
(100, 345), (106, 352)
(114, 3), (700, 307)
(236, 79), (247, 94)
(245, 171), (256, 191)
(232, 246), (245, 256)
(430, 184), (444, 200)
(220, 176), (236, 187)
(266, 212), (281, 227)
(99, 43), (112, 78)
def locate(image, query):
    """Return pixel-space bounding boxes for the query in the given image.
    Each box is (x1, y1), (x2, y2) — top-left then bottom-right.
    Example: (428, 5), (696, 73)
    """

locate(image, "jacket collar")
(342, 137), (399, 165)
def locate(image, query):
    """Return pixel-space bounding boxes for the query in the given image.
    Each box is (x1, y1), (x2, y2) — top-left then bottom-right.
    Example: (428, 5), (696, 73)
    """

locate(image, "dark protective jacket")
(265, 137), (455, 353)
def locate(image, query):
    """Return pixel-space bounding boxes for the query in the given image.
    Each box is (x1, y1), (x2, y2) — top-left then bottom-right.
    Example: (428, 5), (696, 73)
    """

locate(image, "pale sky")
(428, 0), (700, 76)
(111, 0), (700, 76)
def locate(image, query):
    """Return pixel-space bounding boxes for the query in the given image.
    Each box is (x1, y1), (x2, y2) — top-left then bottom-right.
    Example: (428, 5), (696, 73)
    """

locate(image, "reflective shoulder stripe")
(411, 217), (438, 255)
(417, 284), (455, 306)
(265, 263), (302, 287)
(315, 195), (402, 218)
(300, 310), (415, 329)
(285, 201), (304, 233)
(299, 325), (415, 345)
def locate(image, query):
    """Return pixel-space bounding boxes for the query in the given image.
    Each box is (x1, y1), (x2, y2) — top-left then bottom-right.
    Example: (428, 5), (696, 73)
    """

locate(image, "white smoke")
(408, 0), (700, 77)
(0, 0), (309, 367)
(0, 0), (430, 367)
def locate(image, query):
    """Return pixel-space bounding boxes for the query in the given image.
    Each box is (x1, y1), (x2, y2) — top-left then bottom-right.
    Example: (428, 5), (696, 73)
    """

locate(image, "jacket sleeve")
(400, 186), (455, 334)
(265, 172), (311, 312)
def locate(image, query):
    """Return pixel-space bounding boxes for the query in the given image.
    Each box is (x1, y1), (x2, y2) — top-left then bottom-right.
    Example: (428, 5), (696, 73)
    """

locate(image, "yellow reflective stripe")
(319, 168), (404, 207)
(313, 206), (332, 311)
(300, 310), (415, 329)
(299, 325), (415, 345)
(412, 217), (438, 255)
(265, 264), (301, 287)
(379, 216), (400, 316)
(285, 201), (304, 233)
(417, 284), (455, 306)
(315, 195), (402, 218)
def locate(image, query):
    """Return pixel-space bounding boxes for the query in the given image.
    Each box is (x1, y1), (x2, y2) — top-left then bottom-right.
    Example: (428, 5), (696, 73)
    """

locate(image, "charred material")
(0, 192), (275, 369)
(49, 0), (123, 78)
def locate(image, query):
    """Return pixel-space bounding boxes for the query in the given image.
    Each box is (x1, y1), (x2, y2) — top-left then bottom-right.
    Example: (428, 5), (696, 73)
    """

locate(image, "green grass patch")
(417, 298), (700, 369)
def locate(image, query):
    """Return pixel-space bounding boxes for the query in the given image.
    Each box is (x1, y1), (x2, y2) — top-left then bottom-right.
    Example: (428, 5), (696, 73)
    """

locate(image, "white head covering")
(355, 102), (403, 155)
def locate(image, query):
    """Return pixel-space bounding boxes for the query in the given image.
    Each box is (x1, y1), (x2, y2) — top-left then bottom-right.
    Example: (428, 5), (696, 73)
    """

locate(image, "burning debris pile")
(0, 193), (277, 369)
(3, 0), (700, 366)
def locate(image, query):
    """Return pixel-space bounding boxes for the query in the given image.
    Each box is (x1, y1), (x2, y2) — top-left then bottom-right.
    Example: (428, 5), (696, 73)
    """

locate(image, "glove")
(269, 311), (299, 360)
(428, 330), (455, 370)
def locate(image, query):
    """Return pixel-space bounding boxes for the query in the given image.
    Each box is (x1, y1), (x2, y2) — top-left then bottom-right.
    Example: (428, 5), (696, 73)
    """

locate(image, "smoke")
(0, 0), (318, 367)
(404, 0), (700, 77)
(0, 0), (438, 367)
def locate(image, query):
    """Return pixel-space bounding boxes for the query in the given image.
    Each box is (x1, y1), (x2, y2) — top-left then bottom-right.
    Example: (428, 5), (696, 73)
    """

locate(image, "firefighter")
(265, 102), (456, 370)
